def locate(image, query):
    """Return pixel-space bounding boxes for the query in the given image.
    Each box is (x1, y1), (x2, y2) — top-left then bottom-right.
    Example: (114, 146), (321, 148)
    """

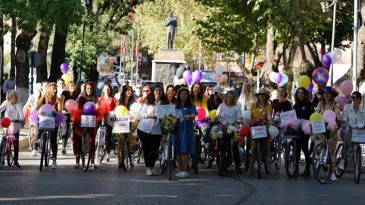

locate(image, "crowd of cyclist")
(1, 77), (363, 181)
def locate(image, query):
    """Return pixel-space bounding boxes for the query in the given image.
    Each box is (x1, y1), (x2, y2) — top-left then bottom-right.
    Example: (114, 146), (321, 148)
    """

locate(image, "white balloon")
(331, 49), (342, 63)
(269, 72), (276, 83)
(268, 125), (279, 138)
(279, 74), (288, 86)
(217, 67), (224, 75)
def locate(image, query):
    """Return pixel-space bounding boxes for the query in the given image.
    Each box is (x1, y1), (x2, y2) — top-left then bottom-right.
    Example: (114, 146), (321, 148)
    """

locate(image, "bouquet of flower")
(227, 125), (238, 134)
(251, 117), (269, 126)
(211, 123), (227, 140)
(161, 114), (178, 135)
(196, 118), (211, 135)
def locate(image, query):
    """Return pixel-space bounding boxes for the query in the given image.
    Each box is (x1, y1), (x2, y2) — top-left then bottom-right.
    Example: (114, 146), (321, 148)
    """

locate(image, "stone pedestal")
(152, 50), (186, 86)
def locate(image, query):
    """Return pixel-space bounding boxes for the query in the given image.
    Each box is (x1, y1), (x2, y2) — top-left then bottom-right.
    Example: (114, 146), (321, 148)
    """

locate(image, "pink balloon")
(192, 70), (202, 83)
(340, 80), (353, 96)
(195, 107), (206, 121)
(335, 96), (347, 110)
(323, 110), (336, 123)
(65, 99), (78, 112)
(40, 104), (54, 113)
(183, 70), (192, 85)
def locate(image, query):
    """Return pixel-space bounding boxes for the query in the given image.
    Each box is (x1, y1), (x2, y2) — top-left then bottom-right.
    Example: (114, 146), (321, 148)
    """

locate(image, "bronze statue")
(164, 12), (177, 50)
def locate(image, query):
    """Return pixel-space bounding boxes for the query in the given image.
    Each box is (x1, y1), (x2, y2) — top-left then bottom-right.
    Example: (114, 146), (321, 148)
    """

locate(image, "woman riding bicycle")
(237, 81), (255, 112)
(293, 87), (314, 177)
(216, 90), (243, 174)
(248, 87), (272, 174)
(339, 91), (365, 170)
(272, 86), (292, 123)
(73, 82), (98, 169)
(315, 86), (342, 181)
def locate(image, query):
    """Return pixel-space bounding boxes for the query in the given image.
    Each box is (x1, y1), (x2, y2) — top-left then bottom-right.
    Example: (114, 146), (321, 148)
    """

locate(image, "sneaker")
(150, 167), (156, 175)
(13, 162), (21, 168)
(175, 171), (183, 177)
(31, 150), (37, 157)
(338, 159), (345, 170)
(330, 173), (337, 181)
(146, 168), (154, 176)
(61, 150), (66, 155)
(51, 161), (57, 169)
(74, 164), (80, 169)
(178, 171), (189, 178)
(91, 164), (98, 169)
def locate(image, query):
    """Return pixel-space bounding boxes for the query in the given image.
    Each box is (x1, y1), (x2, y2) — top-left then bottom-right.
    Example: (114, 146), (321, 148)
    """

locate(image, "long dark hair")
(190, 82), (204, 104)
(176, 87), (192, 108)
(146, 85), (167, 105)
(119, 85), (135, 110)
(80, 82), (97, 103)
(165, 84), (176, 104)
(294, 87), (309, 103)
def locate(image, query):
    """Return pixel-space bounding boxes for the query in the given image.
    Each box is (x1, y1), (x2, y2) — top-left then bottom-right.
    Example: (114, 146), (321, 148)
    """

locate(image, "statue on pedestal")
(164, 12), (177, 50)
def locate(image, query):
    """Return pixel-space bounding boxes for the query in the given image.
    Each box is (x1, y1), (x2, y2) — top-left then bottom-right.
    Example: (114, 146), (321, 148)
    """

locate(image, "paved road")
(1, 149), (365, 205)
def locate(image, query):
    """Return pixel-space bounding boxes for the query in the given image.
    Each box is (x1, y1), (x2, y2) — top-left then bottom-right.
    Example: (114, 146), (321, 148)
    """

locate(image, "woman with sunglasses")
(98, 83), (118, 162)
(73, 82), (98, 169)
(137, 85), (167, 176)
(339, 91), (365, 171)
(315, 86), (342, 181)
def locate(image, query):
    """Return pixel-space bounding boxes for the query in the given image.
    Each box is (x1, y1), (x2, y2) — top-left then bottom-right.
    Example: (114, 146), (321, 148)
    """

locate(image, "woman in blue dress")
(175, 87), (197, 178)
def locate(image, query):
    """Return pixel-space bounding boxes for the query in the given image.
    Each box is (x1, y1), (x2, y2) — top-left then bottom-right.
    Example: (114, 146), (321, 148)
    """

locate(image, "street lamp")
(321, 0), (337, 87)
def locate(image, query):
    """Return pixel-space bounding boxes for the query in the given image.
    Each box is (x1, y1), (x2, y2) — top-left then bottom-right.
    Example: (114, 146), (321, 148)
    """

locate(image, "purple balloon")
(321, 53), (332, 69)
(83, 102), (96, 115)
(60, 63), (69, 74)
(307, 81), (314, 90)
(40, 104), (54, 113)
(308, 92), (313, 100)
(183, 70), (192, 85)
(274, 73), (282, 84)
(192, 70), (202, 83)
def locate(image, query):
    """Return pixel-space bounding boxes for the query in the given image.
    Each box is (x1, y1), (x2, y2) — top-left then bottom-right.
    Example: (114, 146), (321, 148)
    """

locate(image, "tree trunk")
(49, 26), (68, 82)
(37, 34), (50, 83)
(357, 0), (365, 83)
(15, 31), (37, 104)
(262, 24), (275, 78)
(297, 0), (312, 74)
(0, 11), (4, 101)
(10, 16), (16, 74)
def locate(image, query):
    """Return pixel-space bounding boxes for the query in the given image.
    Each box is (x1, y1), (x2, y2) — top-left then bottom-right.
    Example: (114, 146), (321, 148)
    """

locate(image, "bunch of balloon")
(269, 72), (288, 86)
(182, 69), (203, 85)
(60, 63), (71, 84)
(174, 65), (187, 85)
(212, 67), (228, 84)
(321, 50), (342, 69)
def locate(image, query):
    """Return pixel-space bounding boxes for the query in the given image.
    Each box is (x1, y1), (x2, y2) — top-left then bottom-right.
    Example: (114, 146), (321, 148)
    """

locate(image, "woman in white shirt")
(339, 91), (365, 170)
(0, 91), (24, 168)
(216, 90), (243, 173)
(137, 85), (166, 176)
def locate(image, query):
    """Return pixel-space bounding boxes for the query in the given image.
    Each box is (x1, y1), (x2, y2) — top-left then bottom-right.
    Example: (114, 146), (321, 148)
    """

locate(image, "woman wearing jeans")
(137, 85), (166, 176)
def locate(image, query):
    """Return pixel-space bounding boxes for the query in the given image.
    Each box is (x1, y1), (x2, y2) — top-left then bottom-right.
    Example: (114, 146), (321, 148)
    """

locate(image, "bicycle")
(189, 127), (200, 174)
(283, 132), (301, 178)
(335, 128), (365, 183)
(96, 119), (107, 164)
(160, 133), (174, 180)
(38, 115), (55, 172)
(119, 132), (134, 171)
(271, 128), (282, 170)
(0, 128), (14, 169)
(250, 125), (270, 179)
(312, 132), (332, 184)
(80, 114), (96, 172)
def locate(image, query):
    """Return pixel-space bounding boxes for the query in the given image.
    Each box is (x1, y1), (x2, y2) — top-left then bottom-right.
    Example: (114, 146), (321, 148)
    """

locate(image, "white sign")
(113, 121), (130, 133)
(157, 105), (176, 119)
(250, 126), (267, 139)
(279, 110), (297, 122)
(81, 115), (96, 128)
(38, 116), (55, 131)
(311, 120), (326, 134)
(352, 129), (365, 143)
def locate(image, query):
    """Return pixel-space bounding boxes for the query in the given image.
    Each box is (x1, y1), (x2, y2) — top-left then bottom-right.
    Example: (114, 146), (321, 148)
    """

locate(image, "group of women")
(2, 77), (362, 183)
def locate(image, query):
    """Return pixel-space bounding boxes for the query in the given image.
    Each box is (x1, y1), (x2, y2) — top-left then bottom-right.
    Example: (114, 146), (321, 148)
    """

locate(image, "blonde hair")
(45, 83), (58, 104)
(6, 90), (18, 101)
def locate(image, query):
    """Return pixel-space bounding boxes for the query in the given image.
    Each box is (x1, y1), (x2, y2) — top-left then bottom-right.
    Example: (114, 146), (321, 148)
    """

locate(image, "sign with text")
(250, 126), (267, 139)
(352, 129), (365, 143)
(311, 120), (326, 134)
(279, 110), (297, 122)
(113, 121), (130, 133)
(38, 116), (55, 131)
(81, 115), (96, 128)
(157, 105), (176, 119)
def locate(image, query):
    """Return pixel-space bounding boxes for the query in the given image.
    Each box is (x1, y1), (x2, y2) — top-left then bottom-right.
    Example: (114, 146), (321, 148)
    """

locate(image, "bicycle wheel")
(193, 132), (199, 174)
(81, 130), (86, 168)
(285, 140), (297, 178)
(121, 135), (127, 171)
(334, 143), (345, 178)
(127, 137), (134, 168)
(218, 155), (225, 176)
(84, 133), (91, 172)
(45, 135), (52, 167)
(256, 141), (262, 179)
(354, 145), (362, 184)
(6, 145), (14, 167)
(273, 137), (282, 170)
(39, 132), (47, 171)
(167, 134), (172, 180)
(312, 142), (330, 184)
(0, 138), (6, 170)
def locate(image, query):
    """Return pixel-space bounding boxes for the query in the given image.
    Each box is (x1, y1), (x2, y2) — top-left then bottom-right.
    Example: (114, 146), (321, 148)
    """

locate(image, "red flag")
(120, 35), (125, 57)
(135, 34), (139, 59)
